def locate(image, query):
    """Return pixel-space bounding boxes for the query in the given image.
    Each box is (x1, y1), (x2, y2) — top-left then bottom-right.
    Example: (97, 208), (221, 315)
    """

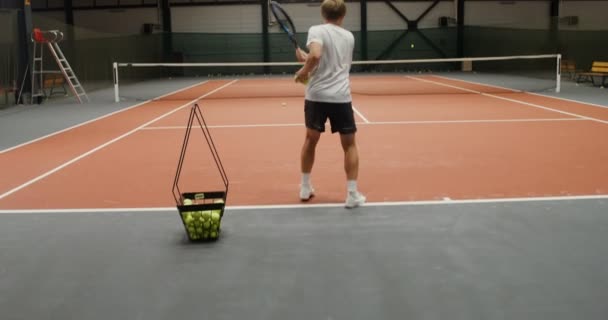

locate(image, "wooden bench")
(0, 85), (17, 106)
(575, 61), (608, 87)
(43, 73), (68, 97)
(560, 59), (580, 80)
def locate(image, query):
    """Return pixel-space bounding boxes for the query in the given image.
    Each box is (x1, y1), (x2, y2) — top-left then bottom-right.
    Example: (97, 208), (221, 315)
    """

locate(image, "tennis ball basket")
(172, 103), (229, 242)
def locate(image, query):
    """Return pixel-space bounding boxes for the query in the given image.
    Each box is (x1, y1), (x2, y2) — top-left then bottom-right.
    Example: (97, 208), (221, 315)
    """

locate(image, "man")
(294, 0), (365, 208)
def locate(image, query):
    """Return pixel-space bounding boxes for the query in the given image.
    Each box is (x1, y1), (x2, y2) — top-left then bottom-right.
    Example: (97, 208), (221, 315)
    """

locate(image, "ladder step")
(37, 42), (88, 104)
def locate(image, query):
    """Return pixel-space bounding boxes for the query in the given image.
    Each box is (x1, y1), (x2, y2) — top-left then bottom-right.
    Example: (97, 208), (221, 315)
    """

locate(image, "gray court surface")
(1, 74), (607, 319)
(1, 199), (608, 320)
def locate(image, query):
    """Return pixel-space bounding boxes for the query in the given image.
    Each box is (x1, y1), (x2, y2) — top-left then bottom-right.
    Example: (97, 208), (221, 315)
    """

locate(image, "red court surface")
(1, 75), (608, 210)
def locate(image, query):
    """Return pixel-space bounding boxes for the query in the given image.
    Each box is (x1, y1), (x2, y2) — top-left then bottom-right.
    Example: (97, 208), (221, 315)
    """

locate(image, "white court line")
(352, 105), (370, 123)
(0, 80), (210, 155)
(140, 118), (585, 131)
(406, 76), (608, 125)
(527, 92), (608, 109)
(364, 118), (584, 125)
(0, 80), (238, 201)
(430, 75), (608, 109)
(143, 118), (586, 130)
(141, 123), (304, 130)
(1, 194), (607, 214)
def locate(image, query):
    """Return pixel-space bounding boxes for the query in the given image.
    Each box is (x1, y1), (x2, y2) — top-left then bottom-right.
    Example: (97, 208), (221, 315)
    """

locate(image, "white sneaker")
(345, 191), (366, 208)
(300, 184), (315, 201)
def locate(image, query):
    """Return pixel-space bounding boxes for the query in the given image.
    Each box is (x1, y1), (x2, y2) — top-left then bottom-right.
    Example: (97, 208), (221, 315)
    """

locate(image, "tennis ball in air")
(183, 199), (193, 205)
(410, 43), (415, 48)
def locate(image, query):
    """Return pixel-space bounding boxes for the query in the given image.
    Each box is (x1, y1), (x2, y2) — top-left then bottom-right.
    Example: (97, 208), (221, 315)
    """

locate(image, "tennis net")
(113, 54), (561, 103)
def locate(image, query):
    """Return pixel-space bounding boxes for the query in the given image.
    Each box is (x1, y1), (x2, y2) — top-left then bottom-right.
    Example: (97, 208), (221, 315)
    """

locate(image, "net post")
(113, 62), (119, 103)
(556, 54), (561, 93)
(462, 59), (472, 72)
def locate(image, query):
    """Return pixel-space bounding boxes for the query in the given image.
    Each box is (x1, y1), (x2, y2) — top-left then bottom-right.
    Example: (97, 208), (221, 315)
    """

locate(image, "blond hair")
(321, 0), (346, 21)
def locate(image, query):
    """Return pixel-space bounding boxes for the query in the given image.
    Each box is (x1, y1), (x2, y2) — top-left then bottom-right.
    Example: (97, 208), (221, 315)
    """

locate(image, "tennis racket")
(270, 1), (299, 49)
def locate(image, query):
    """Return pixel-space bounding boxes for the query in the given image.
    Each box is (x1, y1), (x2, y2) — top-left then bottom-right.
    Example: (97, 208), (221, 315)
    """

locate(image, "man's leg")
(300, 128), (321, 200)
(340, 132), (358, 181)
(339, 128), (365, 208)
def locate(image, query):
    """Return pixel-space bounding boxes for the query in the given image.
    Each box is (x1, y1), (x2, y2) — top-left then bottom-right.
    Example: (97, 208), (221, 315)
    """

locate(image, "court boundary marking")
(352, 105), (370, 123)
(0, 80), (210, 155)
(0, 80), (238, 201)
(140, 118), (585, 131)
(429, 74), (608, 110)
(407, 76), (608, 125)
(1, 194), (607, 214)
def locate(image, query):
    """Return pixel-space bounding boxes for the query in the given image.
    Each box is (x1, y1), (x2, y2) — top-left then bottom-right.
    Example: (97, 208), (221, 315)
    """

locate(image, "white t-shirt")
(305, 23), (355, 103)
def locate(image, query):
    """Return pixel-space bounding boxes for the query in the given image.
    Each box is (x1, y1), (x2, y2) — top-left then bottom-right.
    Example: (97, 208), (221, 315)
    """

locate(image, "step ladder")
(31, 29), (88, 104)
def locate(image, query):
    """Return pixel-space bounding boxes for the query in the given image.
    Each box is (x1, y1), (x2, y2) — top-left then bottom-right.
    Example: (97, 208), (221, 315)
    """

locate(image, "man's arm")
(295, 42), (322, 83)
(295, 48), (308, 63)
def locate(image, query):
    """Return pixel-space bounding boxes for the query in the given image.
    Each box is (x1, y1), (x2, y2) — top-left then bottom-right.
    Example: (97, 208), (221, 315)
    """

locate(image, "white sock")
(301, 173), (311, 186)
(347, 180), (357, 193)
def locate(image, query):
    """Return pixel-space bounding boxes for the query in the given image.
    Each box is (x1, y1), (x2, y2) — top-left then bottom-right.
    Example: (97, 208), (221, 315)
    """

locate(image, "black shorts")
(304, 100), (357, 134)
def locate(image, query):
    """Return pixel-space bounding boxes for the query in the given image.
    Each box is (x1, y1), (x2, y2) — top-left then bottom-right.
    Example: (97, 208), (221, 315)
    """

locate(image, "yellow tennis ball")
(294, 75), (309, 85)
(211, 211), (220, 222)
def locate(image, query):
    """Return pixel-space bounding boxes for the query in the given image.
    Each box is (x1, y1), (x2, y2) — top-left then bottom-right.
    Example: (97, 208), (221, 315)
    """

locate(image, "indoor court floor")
(1, 73), (608, 319)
